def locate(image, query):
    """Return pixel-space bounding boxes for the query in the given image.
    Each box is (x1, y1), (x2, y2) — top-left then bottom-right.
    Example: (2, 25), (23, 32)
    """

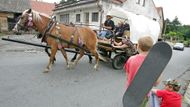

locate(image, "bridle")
(16, 12), (34, 31)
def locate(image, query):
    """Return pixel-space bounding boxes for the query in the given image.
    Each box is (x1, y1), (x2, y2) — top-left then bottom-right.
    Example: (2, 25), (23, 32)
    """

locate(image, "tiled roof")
(0, 0), (31, 13)
(54, 0), (96, 11)
(30, 0), (55, 16)
(156, 7), (163, 13)
(54, 0), (127, 11)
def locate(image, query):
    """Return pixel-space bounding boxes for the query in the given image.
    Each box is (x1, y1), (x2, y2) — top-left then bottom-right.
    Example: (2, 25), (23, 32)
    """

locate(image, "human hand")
(111, 43), (115, 47)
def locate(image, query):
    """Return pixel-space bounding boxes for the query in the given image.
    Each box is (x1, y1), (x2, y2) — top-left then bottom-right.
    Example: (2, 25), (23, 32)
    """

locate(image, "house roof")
(156, 7), (163, 13)
(54, 0), (127, 11)
(30, 0), (55, 16)
(0, 0), (31, 13)
(156, 7), (164, 19)
(54, 0), (96, 11)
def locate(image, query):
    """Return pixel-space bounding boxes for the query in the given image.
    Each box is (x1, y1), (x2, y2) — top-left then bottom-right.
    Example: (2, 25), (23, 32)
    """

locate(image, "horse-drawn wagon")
(95, 6), (161, 70)
(97, 38), (134, 70)
(2, 6), (161, 72)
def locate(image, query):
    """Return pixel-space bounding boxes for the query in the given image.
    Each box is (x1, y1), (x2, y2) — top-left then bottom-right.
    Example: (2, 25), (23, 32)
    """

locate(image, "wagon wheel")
(112, 53), (129, 70)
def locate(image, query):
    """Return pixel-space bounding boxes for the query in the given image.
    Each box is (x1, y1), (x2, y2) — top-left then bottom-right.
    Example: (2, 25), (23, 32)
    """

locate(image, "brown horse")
(13, 9), (99, 72)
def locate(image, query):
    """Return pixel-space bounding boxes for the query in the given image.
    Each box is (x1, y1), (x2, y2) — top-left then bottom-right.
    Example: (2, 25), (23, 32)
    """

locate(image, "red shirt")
(156, 90), (182, 107)
(124, 54), (146, 88)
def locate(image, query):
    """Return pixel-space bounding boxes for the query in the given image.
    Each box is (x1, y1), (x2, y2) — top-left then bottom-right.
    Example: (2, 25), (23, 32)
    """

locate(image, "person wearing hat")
(151, 79), (182, 107)
(98, 15), (115, 39)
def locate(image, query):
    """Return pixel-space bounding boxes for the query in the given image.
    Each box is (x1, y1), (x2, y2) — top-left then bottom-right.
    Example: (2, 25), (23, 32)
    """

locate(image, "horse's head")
(13, 9), (34, 32)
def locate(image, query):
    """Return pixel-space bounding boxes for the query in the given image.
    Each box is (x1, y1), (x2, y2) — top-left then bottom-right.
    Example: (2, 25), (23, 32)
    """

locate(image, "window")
(136, 0), (140, 4)
(91, 12), (99, 22)
(140, 0), (145, 6)
(76, 14), (81, 22)
(60, 14), (69, 24)
(136, 0), (145, 6)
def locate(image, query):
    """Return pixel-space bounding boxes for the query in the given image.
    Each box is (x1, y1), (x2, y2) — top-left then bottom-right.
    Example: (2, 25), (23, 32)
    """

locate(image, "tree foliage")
(165, 16), (190, 42)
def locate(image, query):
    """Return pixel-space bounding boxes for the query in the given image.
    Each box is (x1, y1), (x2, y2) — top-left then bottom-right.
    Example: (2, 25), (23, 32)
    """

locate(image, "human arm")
(151, 88), (159, 94)
(103, 25), (112, 30)
(113, 41), (122, 46)
(112, 41), (128, 49)
(112, 44), (128, 49)
(151, 89), (166, 98)
(103, 20), (114, 30)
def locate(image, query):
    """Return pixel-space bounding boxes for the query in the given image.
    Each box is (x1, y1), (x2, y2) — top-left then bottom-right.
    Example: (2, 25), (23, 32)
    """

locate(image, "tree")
(167, 31), (177, 42)
(165, 16), (181, 34)
(60, 0), (67, 3)
(165, 18), (171, 34)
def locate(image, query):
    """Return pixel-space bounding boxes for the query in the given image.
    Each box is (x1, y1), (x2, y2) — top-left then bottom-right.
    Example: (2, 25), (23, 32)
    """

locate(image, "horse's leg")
(90, 50), (99, 70)
(44, 46), (57, 73)
(88, 54), (93, 64)
(60, 48), (70, 69)
(45, 47), (56, 64)
(71, 51), (78, 62)
(73, 49), (84, 67)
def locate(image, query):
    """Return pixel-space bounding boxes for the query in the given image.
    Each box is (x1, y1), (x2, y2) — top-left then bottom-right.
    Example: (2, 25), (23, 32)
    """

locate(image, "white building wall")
(54, 0), (161, 31)
(122, 0), (160, 21)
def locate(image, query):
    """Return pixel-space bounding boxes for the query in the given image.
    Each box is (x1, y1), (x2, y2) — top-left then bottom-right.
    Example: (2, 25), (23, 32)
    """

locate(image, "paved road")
(0, 35), (190, 107)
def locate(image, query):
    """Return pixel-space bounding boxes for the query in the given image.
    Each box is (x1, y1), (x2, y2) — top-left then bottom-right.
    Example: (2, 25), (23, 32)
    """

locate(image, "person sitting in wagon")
(111, 36), (137, 55)
(98, 14), (115, 40)
(114, 21), (125, 38)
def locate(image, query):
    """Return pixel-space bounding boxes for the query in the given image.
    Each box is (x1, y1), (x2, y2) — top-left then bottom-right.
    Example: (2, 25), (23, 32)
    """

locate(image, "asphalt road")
(0, 34), (190, 107)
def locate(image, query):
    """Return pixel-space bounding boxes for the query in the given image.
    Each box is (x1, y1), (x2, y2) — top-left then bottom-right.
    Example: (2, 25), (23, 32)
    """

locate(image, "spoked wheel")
(112, 53), (129, 70)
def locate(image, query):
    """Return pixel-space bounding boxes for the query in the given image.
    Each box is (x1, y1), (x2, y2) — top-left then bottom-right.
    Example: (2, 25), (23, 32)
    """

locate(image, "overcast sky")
(44, 0), (190, 25)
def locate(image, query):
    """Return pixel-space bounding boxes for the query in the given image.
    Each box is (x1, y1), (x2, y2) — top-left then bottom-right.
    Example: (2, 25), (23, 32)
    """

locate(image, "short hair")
(164, 79), (181, 92)
(138, 36), (154, 52)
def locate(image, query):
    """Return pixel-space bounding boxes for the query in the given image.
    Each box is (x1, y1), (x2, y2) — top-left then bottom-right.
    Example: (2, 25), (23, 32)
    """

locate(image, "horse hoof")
(43, 69), (49, 73)
(93, 65), (98, 71)
(89, 60), (92, 64)
(70, 59), (75, 62)
(66, 65), (71, 70)
(70, 64), (75, 69)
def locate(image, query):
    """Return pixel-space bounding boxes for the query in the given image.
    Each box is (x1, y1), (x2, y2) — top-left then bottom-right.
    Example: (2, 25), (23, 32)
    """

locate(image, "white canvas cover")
(107, 6), (160, 44)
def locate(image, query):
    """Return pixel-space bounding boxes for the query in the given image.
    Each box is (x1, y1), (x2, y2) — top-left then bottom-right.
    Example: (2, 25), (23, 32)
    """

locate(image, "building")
(0, 0), (30, 31)
(53, 0), (163, 33)
(54, 0), (124, 30)
(156, 7), (164, 37)
(121, 0), (160, 21)
(0, 0), (55, 32)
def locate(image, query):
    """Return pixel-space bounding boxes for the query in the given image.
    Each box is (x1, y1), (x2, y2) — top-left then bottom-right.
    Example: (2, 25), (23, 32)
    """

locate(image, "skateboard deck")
(122, 42), (172, 107)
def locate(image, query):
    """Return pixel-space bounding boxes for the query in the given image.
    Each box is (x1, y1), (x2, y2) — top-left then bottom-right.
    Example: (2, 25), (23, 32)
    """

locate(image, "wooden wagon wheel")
(112, 53), (129, 70)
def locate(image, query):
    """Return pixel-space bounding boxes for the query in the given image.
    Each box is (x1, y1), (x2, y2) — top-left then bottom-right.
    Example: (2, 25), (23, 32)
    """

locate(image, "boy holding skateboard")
(124, 36), (154, 106)
(122, 36), (172, 107)
(124, 36), (154, 89)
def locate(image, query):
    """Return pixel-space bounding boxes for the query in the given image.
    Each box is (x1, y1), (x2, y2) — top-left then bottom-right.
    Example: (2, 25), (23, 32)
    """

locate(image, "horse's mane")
(23, 9), (51, 23)
(32, 10), (50, 22)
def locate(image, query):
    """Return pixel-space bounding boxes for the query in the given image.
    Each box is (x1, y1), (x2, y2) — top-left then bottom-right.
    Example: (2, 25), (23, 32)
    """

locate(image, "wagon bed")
(97, 39), (131, 70)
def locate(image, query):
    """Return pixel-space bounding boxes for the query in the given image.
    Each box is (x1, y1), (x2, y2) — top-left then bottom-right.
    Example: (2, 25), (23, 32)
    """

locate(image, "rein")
(40, 17), (56, 42)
